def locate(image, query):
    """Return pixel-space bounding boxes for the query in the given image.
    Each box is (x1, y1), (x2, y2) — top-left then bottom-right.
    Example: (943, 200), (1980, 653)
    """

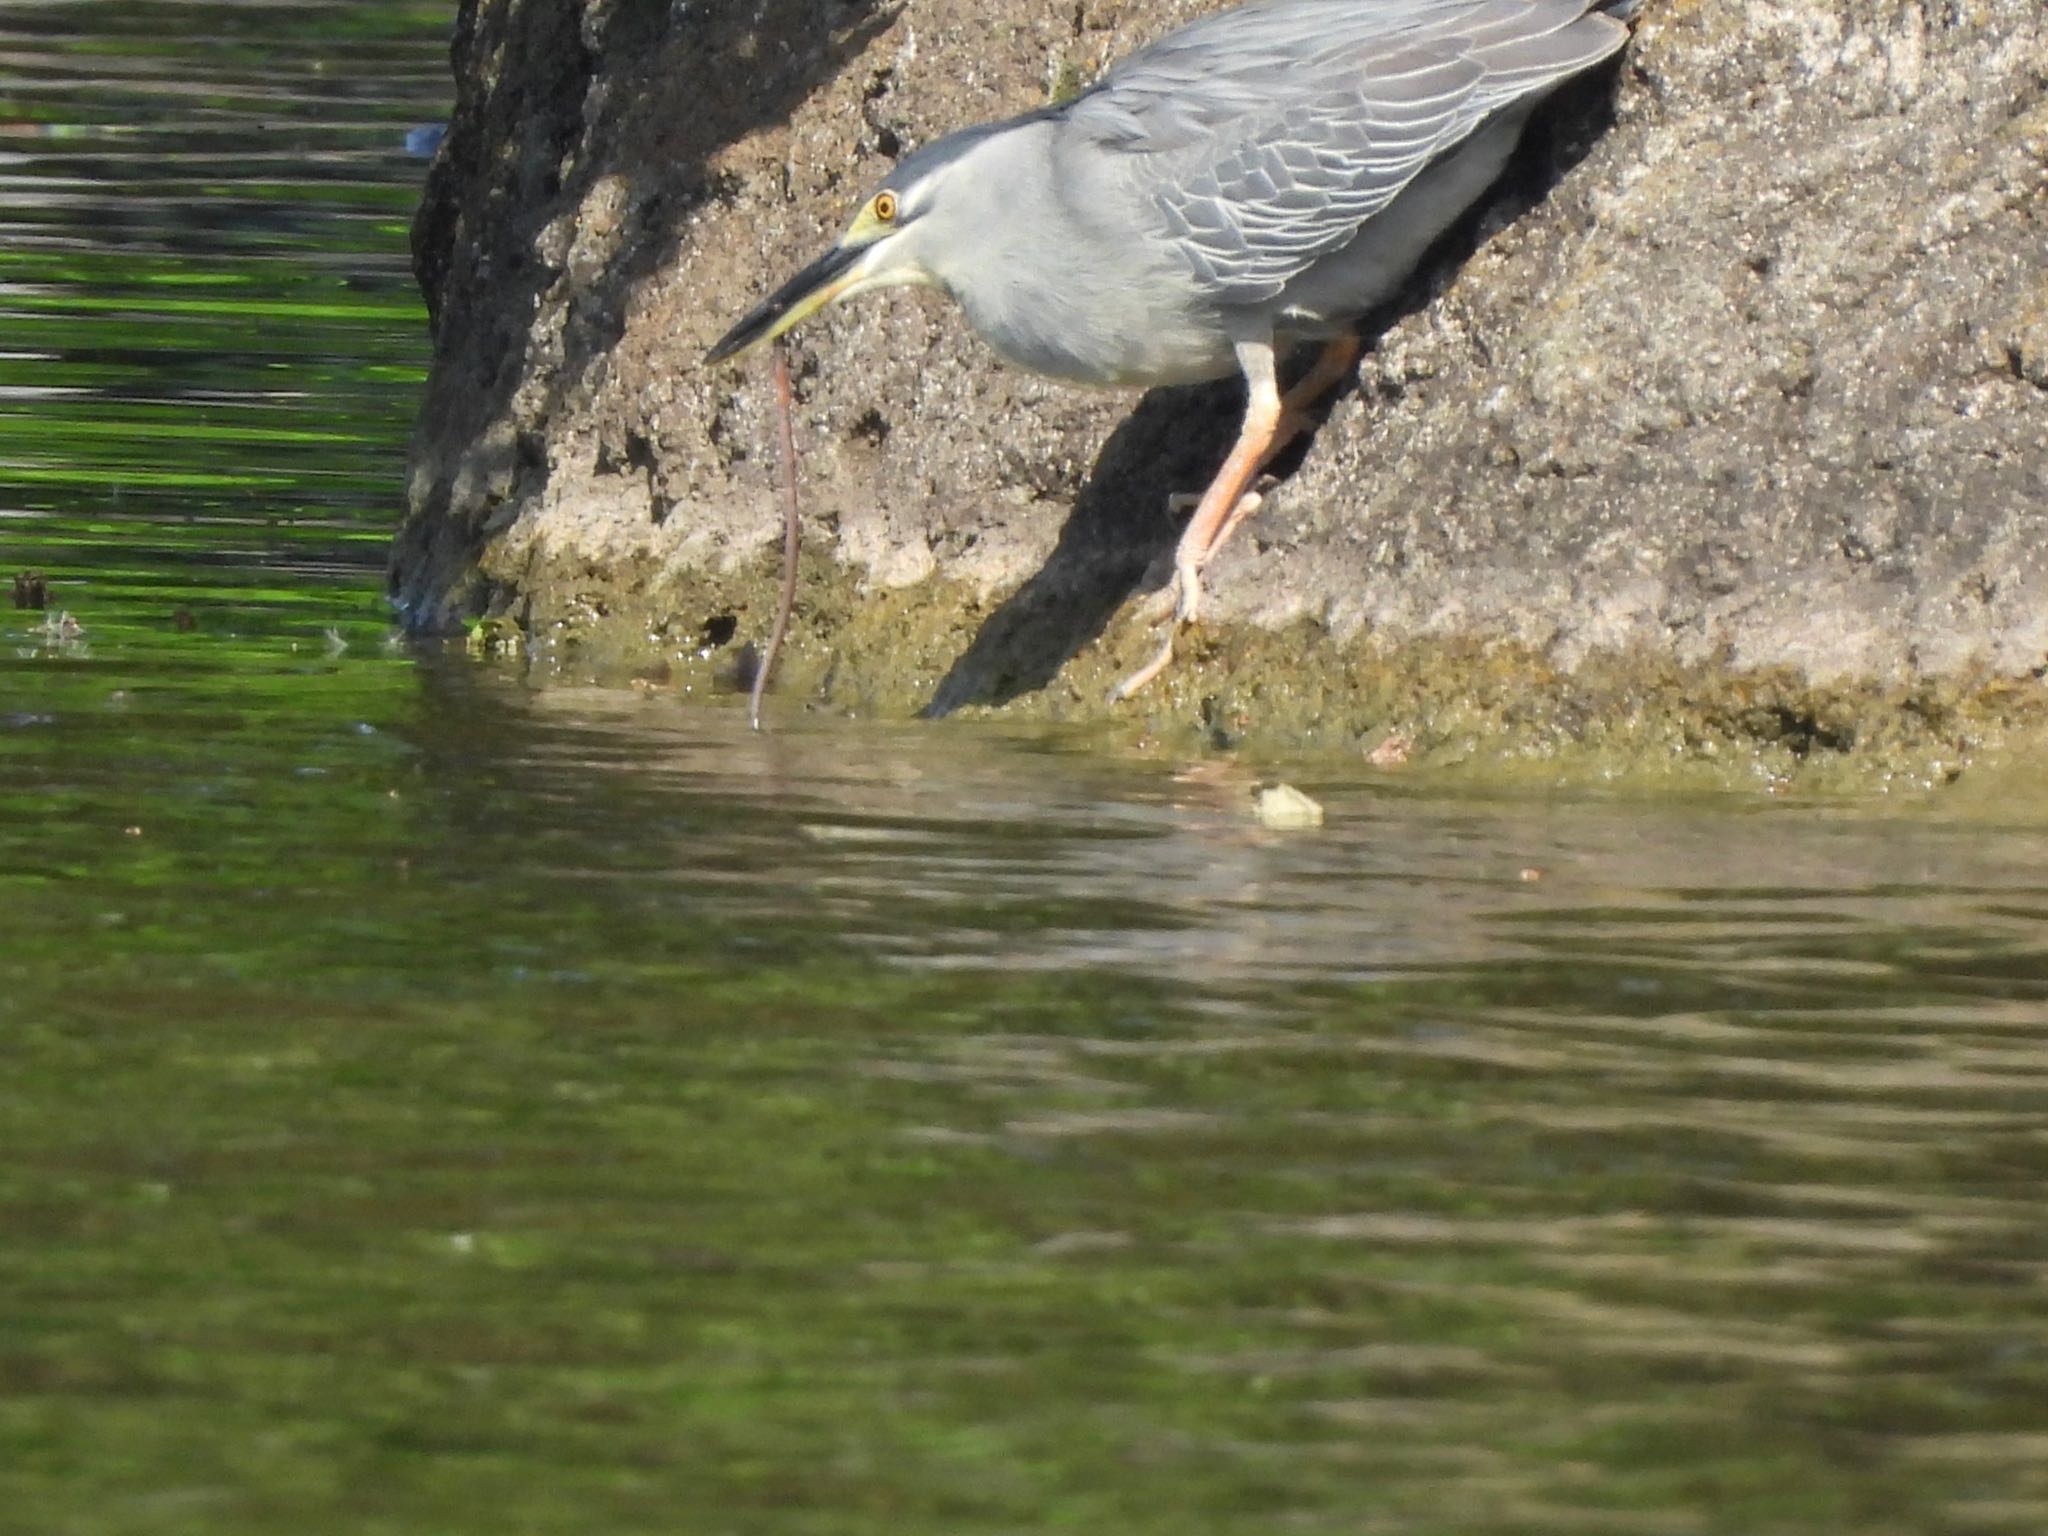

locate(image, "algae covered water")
(5, 6), (2048, 1534)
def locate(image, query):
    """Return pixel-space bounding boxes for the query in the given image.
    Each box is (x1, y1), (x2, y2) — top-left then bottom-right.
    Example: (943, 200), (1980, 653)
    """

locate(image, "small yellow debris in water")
(1254, 784), (1324, 830)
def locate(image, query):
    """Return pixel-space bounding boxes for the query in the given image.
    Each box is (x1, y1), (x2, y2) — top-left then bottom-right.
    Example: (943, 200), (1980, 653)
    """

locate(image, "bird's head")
(703, 126), (1003, 366)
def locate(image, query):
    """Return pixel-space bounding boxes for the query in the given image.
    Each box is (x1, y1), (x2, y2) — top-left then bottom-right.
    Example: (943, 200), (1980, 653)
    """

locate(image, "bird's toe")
(1109, 628), (1179, 702)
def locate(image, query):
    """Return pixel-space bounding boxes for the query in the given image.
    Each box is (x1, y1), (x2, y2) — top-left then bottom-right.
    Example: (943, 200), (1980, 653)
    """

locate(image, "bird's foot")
(1110, 558), (1207, 701)
(1172, 549), (1205, 628)
(1110, 626), (1178, 702)
(1130, 561), (1180, 626)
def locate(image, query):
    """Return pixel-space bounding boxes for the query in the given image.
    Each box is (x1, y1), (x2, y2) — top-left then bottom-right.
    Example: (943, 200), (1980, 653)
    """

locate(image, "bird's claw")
(1114, 626), (1179, 700)
(1111, 561), (1208, 700)
(1118, 479), (1265, 697)
(1109, 625), (1178, 701)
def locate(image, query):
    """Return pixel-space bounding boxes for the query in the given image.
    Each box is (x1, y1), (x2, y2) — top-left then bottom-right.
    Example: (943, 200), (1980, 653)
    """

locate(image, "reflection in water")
(527, 686), (2048, 988)
(0, 0), (440, 611)
(4, 6), (2048, 1535)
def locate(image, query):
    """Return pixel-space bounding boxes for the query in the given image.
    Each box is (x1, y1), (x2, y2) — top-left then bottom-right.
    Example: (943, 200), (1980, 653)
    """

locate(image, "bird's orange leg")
(1199, 334), (1363, 570)
(1112, 335), (1359, 700)
(1279, 334), (1362, 430)
(1112, 341), (1284, 700)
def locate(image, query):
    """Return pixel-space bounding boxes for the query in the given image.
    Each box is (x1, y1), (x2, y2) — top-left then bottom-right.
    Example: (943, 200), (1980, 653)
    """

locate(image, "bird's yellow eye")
(872, 191), (898, 223)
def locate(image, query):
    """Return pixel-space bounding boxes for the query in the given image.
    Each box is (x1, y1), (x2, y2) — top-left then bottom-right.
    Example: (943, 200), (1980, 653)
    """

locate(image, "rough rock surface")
(395, 0), (2048, 768)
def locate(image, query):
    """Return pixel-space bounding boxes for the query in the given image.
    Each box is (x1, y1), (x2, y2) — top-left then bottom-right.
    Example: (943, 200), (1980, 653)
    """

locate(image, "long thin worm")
(750, 341), (801, 731)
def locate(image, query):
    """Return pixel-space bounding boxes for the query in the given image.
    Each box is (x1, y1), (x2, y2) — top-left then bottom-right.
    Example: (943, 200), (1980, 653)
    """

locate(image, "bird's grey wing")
(1063, 0), (1627, 304)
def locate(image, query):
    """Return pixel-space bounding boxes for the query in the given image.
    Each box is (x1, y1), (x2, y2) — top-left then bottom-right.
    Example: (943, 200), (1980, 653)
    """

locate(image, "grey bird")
(707, 0), (1634, 698)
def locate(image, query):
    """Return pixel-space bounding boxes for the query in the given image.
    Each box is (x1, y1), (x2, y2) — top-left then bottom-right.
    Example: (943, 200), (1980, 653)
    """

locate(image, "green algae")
(488, 535), (2048, 796)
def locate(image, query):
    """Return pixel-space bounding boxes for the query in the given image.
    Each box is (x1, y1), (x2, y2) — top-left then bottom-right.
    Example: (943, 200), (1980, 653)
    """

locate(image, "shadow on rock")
(918, 368), (1348, 715)
(924, 379), (1238, 714)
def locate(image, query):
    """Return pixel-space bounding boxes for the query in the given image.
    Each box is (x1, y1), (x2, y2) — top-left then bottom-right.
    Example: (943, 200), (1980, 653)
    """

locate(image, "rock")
(392, 1), (2048, 771)
(1253, 784), (1325, 830)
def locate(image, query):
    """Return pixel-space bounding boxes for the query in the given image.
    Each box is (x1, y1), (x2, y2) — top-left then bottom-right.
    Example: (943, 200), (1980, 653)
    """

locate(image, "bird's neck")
(919, 120), (1134, 384)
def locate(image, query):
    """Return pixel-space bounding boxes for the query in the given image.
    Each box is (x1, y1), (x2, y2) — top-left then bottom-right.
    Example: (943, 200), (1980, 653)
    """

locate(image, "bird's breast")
(946, 265), (1234, 389)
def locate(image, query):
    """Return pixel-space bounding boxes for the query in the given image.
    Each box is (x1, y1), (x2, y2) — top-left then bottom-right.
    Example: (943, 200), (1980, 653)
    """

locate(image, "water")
(5, 7), (2048, 1534)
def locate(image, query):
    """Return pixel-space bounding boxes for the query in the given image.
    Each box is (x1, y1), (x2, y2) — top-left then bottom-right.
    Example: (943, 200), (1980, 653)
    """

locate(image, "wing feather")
(1061, 0), (1628, 304)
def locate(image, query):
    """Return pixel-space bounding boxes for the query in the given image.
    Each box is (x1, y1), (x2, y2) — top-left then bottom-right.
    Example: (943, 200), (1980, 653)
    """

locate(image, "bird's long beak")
(704, 241), (865, 365)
